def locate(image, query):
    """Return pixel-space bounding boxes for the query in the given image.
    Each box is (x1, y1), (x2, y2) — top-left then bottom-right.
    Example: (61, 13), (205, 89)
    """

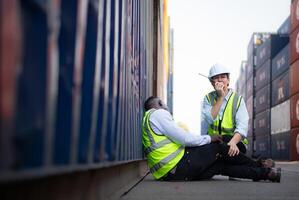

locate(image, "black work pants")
(222, 135), (247, 154)
(162, 143), (268, 181)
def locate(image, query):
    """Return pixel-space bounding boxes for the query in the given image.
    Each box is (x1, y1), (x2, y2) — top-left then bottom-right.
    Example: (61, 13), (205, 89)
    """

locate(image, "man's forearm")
(211, 97), (224, 119)
(229, 132), (242, 144)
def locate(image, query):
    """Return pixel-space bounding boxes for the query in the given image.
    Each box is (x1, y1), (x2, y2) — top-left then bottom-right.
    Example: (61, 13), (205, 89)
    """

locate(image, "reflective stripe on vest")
(142, 109), (184, 178)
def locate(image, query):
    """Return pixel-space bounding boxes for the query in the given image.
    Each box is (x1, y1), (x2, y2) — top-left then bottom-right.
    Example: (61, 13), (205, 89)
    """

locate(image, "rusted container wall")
(290, 59), (299, 96)
(271, 100), (290, 134)
(290, 127), (299, 160)
(255, 135), (271, 158)
(0, 0), (21, 170)
(290, 92), (299, 128)
(271, 131), (290, 160)
(271, 70), (290, 106)
(291, 0), (299, 33)
(255, 59), (270, 91)
(271, 44), (289, 81)
(255, 84), (271, 114)
(290, 27), (299, 64)
(255, 109), (270, 137)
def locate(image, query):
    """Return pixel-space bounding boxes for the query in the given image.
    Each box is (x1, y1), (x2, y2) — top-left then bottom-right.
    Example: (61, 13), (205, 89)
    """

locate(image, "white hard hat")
(208, 63), (230, 79)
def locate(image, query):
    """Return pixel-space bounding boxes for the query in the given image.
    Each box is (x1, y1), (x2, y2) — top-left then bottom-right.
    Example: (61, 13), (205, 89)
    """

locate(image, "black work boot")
(267, 168), (281, 183)
(257, 158), (275, 168)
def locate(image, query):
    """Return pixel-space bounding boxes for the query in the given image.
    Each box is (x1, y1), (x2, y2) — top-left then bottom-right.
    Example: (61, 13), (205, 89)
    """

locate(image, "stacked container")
(289, 0), (299, 160)
(244, 33), (269, 157)
(255, 33), (289, 158)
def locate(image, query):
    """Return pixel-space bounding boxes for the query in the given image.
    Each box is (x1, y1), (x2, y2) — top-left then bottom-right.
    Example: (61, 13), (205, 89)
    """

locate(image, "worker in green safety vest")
(142, 96), (280, 182)
(201, 63), (249, 157)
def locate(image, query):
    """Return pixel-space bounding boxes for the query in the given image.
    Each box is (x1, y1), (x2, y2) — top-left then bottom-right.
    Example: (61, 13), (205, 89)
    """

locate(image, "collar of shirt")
(224, 89), (233, 101)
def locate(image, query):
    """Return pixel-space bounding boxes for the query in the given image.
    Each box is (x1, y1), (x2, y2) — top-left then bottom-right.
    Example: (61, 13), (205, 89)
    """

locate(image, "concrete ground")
(120, 161), (299, 200)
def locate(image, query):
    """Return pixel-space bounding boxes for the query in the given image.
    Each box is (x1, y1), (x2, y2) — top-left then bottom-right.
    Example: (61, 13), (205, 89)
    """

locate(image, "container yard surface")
(121, 161), (299, 200)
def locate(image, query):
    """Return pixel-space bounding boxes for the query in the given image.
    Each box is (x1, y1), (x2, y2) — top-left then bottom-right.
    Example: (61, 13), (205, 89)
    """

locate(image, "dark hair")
(144, 96), (158, 111)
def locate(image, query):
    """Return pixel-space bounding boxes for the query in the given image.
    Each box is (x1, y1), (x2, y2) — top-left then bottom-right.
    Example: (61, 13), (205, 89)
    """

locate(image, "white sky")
(168, 0), (291, 133)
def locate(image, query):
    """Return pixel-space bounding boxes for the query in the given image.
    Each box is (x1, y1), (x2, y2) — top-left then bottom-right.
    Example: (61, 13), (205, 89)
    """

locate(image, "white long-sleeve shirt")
(149, 109), (211, 147)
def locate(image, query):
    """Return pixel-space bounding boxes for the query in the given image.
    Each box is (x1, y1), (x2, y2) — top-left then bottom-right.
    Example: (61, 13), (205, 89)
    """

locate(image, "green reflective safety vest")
(142, 109), (185, 180)
(206, 91), (248, 145)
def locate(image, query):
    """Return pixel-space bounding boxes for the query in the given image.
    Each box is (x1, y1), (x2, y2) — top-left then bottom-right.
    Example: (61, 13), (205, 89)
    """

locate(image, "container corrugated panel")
(247, 34), (255, 59)
(271, 70), (290, 106)
(246, 75), (254, 100)
(246, 95), (253, 119)
(277, 16), (290, 35)
(239, 61), (247, 87)
(77, 0), (100, 164)
(291, 127), (299, 160)
(53, 0), (79, 165)
(0, 0), (21, 170)
(290, 59), (299, 96)
(290, 92), (299, 128)
(255, 84), (270, 114)
(246, 55), (254, 81)
(256, 35), (289, 68)
(271, 132), (290, 160)
(255, 59), (270, 91)
(291, 0), (299, 33)
(290, 27), (299, 65)
(271, 44), (289, 81)
(255, 135), (271, 158)
(246, 136), (254, 157)
(271, 100), (290, 134)
(14, 0), (49, 168)
(255, 109), (270, 137)
(247, 118), (253, 137)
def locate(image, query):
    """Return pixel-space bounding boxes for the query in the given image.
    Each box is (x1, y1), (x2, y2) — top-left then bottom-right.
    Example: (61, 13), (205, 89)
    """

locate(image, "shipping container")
(290, 92), (299, 128)
(255, 109), (270, 137)
(247, 33), (268, 59)
(271, 70), (290, 106)
(0, 0), (168, 181)
(256, 34), (289, 68)
(255, 135), (271, 158)
(246, 75), (254, 100)
(255, 84), (270, 113)
(247, 118), (253, 137)
(290, 127), (299, 160)
(246, 136), (254, 157)
(246, 55), (254, 81)
(14, 0), (49, 168)
(277, 16), (290, 35)
(271, 44), (289, 81)
(238, 61), (247, 88)
(290, 59), (299, 96)
(271, 131), (290, 160)
(291, 0), (299, 33)
(290, 27), (299, 64)
(255, 59), (270, 91)
(0, 0), (21, 170)
(246, 95), (253, 119)
(271, 100), (290, 134)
